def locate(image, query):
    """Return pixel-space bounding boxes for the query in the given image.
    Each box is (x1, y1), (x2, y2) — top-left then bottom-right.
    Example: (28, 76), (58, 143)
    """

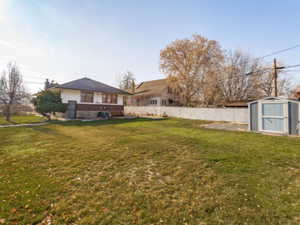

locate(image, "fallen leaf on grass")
(11, 208), (17, 213)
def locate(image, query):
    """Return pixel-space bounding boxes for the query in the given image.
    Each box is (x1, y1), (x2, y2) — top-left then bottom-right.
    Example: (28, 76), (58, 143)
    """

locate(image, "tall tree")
(258, 69), (292, 97)
(118, 71), (136, 93)
(0, 62), (27, 121)
(44, 79), (59, 90)
(219, 51), (293, 104)
(277, 76), (292, 96)
(218, 50), (264, 103)
(160, 34), (224, 106)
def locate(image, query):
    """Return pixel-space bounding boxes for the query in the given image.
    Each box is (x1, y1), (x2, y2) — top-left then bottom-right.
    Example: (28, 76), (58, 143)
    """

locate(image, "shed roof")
(248, 96), (300, 104)
(58, 77), (130, 95)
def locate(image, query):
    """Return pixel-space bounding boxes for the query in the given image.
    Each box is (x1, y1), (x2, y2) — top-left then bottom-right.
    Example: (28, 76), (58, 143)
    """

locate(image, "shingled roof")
(58, 77), (130, 95)
(134, 79), (167, 96)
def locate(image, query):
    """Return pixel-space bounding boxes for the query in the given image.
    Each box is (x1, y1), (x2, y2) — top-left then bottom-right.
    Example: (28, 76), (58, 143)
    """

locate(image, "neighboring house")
(53, 77), (130, 119)
(129, 79), (177, 106)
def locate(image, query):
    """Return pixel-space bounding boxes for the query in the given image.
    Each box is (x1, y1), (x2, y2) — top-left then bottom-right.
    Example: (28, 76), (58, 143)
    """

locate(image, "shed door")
(250, 102), (258, 131)
(289, 102), (299, 135)
(261, 103), (284, 133)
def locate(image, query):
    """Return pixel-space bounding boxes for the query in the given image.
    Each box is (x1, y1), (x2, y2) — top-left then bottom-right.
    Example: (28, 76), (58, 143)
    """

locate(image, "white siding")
(118, 95), (123, 105)
(61, 89), (124, 105)
(61, 89), (81, 103)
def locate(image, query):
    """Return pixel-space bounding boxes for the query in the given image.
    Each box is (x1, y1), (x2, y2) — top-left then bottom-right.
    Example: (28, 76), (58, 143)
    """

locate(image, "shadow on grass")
(49, 117), (168, 127)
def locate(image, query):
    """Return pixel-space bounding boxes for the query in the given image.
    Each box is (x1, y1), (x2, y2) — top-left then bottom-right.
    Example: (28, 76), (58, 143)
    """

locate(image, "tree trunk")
(5, 104), (11, 121)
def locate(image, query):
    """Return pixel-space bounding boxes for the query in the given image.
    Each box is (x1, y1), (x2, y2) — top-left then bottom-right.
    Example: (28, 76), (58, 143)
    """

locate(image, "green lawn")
(1, 118), (300, 225)
(0, 115), (45, 125)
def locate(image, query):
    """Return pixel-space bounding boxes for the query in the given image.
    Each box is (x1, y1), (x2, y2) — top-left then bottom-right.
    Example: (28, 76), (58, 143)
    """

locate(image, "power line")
(22, 75), (66, 84)
(258, 44), (300, 59)
(245, 68), (272, 76)
(282, 64), (300, 70)
(23, 81), (44, 85)
(246, 63), (300, 76)
(22, 75), (49, 80)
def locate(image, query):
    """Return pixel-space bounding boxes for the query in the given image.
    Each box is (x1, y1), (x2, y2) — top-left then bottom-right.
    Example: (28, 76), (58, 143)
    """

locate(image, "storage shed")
(248, 97), (300, 135)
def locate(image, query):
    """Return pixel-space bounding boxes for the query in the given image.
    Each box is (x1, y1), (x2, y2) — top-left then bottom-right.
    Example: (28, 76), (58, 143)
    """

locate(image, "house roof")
(224, 100), (253, 107)
(58, 77), (130, 95)
(134, 79), (167, 96)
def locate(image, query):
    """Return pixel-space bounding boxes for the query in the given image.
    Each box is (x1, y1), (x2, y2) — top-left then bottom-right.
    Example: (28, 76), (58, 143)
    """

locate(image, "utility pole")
(273, 58), (286, 97)
(273, 58), (278, 97)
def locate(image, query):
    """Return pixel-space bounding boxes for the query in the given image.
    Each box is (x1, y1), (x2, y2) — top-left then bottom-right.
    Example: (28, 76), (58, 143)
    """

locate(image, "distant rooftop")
(58, 77), (130, 95)
(134, 79), (167, 96)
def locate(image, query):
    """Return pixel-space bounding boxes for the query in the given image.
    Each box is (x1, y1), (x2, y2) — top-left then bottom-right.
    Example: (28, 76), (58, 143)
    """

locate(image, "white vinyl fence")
(125, 106), (249, 124)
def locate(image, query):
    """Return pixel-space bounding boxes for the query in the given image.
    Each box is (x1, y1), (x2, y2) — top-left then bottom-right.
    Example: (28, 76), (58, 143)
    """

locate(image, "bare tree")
(218, 50), (265, 103)
(258, 69), (292, 97)
(258, 70), (273, 97)
(160, 34), (224, 106)
(219, 51), (292, 103)
(118, 71), (136, 93)
(278, 76), (292, 96)
(0, 62), (27, 121)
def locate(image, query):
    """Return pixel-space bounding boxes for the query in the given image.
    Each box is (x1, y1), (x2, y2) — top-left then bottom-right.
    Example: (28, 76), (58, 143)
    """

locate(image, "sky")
(1, 0), (300, 93)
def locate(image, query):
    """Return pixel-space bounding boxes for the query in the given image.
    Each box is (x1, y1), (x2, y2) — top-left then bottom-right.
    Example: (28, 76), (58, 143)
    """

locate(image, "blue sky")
(1, 0), (300, 93)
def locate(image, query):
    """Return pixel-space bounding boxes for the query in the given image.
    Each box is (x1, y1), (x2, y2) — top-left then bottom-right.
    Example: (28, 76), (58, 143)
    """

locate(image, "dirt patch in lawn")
(200, 122), (248, 132)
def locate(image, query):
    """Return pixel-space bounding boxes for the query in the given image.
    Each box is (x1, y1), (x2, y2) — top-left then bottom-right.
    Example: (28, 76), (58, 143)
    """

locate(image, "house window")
(150, 99), (157, 105)
(123, 96), (128, 106)
(102, 94), (118, 104)
(162, 99), (167, 105)
(81, 91), (94, 103)
(111, 94), (118, 104)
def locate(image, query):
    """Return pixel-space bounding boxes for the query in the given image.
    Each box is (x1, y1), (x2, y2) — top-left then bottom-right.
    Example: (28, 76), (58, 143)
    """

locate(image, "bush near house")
(1, 118), (300, 224)
(32, 90), (66, 120)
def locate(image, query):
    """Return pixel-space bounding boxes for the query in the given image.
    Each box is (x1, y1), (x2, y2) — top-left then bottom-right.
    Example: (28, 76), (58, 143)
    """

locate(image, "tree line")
(119, 34), (291, 107)
(0, 34), (294, 121)
(161, 34), (291, 106)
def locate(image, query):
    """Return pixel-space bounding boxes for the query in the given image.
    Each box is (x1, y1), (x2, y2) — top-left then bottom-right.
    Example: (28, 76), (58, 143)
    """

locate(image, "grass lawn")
(0, 115), (45, 125)
(1, 118), (300, 225)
